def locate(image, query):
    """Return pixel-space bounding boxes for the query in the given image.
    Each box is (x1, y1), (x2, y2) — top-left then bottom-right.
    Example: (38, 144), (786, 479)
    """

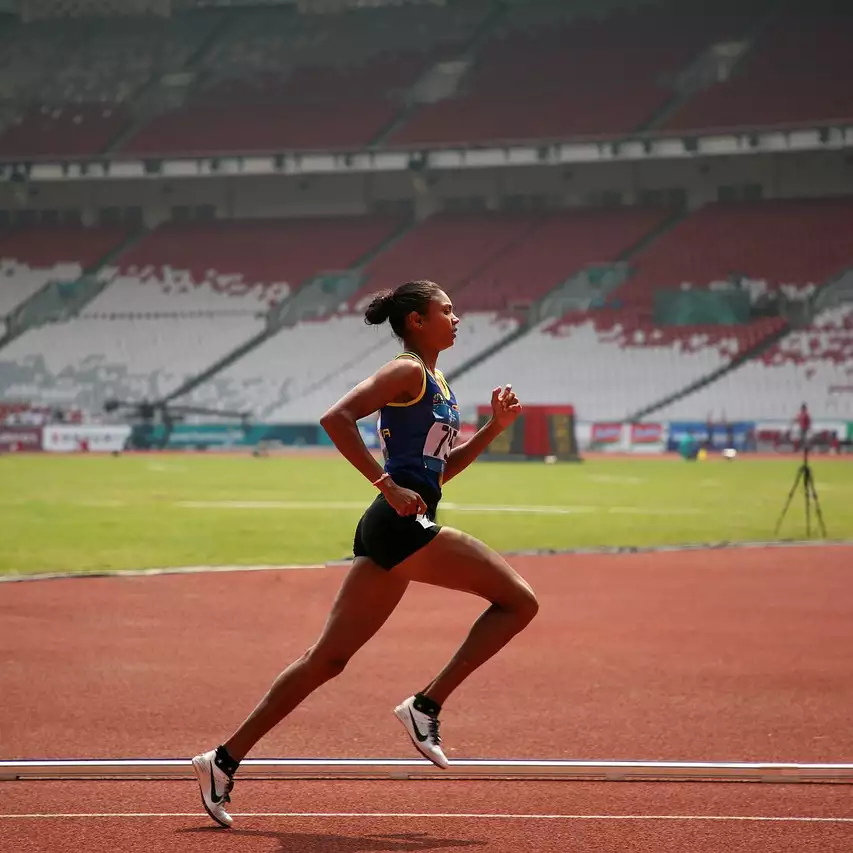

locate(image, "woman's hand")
(490, 384), (522, 429)
(379, 478), (428, 517)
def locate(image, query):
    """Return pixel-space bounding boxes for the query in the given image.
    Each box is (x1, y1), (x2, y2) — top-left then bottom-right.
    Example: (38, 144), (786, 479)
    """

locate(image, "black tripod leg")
(804, 467), (811, 538)
(774, 465), (804, 535)
(805, 466), (828, 538)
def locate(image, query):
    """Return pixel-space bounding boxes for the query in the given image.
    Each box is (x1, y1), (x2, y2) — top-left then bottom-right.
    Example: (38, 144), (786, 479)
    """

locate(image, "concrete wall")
(2, 151), (852, 225)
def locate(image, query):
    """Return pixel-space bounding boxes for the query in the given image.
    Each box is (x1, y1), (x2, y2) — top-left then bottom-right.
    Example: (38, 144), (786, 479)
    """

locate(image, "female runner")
(193, 279), (539, 827)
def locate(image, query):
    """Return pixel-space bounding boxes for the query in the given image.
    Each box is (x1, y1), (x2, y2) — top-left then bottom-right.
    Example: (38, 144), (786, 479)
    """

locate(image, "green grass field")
(2, 453), (851, 576)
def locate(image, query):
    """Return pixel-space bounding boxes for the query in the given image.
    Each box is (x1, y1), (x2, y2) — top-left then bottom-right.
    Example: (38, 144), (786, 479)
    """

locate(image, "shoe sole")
(191, 756), (232, 829)
(393, 704), (449, 770)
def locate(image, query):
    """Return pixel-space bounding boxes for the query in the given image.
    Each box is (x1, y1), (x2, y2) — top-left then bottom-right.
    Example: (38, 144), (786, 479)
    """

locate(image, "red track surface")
(2, 547), (852, 850)
(4, 780), (853, 852)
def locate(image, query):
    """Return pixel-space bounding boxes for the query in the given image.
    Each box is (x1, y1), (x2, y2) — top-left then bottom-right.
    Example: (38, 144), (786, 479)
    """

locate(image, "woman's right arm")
(320, 358), (428, 516)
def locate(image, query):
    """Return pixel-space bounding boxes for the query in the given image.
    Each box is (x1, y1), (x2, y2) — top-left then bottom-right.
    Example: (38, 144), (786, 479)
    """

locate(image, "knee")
(503, 582), (538, 626)
(517, 586), (539, 625)
(305, 645), (350, 681)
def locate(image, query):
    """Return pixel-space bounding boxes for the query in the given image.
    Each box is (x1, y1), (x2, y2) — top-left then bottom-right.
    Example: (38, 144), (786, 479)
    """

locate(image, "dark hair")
(364, 279), (441, 340)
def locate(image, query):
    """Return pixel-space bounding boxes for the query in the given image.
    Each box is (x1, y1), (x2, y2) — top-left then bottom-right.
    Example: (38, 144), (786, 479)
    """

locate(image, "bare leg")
(225, 557), (409, 761)
(396, 528), (538, 707)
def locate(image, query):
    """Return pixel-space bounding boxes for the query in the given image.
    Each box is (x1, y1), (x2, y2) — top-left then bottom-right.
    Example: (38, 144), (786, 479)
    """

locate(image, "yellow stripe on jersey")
(385, 352), (427, 407)
(434, 367), (451, 400)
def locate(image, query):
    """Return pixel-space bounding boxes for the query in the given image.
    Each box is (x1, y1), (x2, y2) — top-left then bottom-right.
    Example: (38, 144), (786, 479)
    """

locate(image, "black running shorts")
(353, 484), (441, 570)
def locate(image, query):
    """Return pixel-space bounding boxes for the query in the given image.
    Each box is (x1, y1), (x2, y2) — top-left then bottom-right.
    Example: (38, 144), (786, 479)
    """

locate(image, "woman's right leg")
(395, 527), (539, 708)
(224, 556), (409, 761)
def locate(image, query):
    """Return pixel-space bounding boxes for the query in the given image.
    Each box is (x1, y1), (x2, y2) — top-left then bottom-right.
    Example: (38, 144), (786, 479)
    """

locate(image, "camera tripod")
(774, 443), (827, 539)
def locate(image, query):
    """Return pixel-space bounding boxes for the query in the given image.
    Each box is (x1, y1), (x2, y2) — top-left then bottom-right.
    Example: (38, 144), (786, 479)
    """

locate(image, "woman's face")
(413, 289), (459, 351)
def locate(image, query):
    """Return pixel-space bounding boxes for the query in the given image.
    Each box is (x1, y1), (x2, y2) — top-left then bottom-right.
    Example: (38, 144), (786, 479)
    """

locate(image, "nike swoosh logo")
(209, 765), (223, 804)
(408, 708), (429, 743)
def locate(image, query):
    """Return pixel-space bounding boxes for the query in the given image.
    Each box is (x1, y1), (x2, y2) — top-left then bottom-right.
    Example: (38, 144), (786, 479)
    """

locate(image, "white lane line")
(1, 812), (851, 823)
(0, 564), (331, 583)
(177, 500), (699, 516)
(607, 506), (701, 516)
(178, 500), (365, 510)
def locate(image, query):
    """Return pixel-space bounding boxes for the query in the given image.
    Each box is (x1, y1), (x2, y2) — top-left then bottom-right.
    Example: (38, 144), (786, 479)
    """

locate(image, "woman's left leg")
(224, 556), (409, 761)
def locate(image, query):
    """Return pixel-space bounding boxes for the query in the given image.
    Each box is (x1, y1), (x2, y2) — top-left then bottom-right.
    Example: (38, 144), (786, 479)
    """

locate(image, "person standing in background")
(795, 403), (811, 452)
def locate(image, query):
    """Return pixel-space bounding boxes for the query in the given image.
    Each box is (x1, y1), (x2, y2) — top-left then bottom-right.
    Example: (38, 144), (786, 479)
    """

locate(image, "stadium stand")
(448, 198), (853, 421)
(450, 208), (670, 312)
(0, 225), (129, 336)
(346, 208), (670, 312)
(3, 194), (852, 422)
(663, 7), (853, 132)
(0, 216), (402, 412)
(1, 3), (851, 431)
(181, 206), (671, 420)
(121, 2), (492, 155)
(388, 2), (763, 146)
(0, 314), (264, 412)
(450, 310), (786, 422)
(102, 216), (403, 314)
(652, 303), (853, 420)
(183, 209), (542, 420)
(0, 104), (129, 159)
(0, 18), (88, 104)
(346, 212), (545, 312)
(606, 198), (853, 312)
(41, 15), (218, 105)
(0, 1), (845, 158)
(184, 310), (521, 423)
(0, 13), (222, 158)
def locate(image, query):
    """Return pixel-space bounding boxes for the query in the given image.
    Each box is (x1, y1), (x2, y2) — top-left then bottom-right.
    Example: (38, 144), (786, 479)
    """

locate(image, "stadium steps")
(281, 332), (394, 411)
(627, 320), (791, 422)
(371, 2), (506, 147)
(638, 5), (780, 134)
(163, 221), (413, 403)
(353, 217), (419, 270)
(371, 104), (421, 149)
(100, 79), (174, 155)
(528, 206), (688, 324)
(181, 8), (237, 72)
(812, 266), (853, 315)
(97, 226), (151, 272)
(448, 208), (691, 384)
(448, 205), (694, 384)
(163, 323), (276, 404)
(634, 83), (706, 135)
(0, 226), (149, 355)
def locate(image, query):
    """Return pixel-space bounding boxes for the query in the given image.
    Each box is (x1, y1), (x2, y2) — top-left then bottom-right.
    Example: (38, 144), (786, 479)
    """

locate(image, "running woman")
(192, 280), (539, 827)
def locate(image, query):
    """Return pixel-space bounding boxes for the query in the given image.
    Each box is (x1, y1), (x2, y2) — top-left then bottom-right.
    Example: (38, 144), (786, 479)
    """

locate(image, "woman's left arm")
(442, 384), (521, 484)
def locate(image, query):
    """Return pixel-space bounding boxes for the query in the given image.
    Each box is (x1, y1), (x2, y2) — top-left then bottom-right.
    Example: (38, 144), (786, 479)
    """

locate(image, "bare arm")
(320, 358), (428, 515)
(442, 384), (521, 484)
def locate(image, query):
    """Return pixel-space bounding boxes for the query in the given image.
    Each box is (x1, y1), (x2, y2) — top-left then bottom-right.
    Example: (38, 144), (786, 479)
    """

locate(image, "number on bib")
(424, 421), (459, 463)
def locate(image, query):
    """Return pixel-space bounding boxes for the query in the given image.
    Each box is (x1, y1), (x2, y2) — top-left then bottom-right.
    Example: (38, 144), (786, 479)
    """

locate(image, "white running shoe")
(393, 695), (449, 769)
(191, 750), (234, 828)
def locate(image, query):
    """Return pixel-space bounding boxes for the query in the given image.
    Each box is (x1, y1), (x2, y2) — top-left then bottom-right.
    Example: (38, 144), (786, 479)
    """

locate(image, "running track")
(2, 547), (852, 851)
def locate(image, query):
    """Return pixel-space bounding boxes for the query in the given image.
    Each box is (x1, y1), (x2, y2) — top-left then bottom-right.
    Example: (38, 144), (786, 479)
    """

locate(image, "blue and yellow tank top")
(378, 352), (461, 505)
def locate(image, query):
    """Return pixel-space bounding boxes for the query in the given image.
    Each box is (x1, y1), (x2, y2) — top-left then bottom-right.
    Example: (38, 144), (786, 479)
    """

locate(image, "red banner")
(591, 422), (623, 444)
(630, 422), (664, 444)
(0, 426), (43, 452)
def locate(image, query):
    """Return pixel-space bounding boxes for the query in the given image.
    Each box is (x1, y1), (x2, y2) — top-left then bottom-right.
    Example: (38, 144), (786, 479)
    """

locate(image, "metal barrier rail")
(3, 758), (853, 783)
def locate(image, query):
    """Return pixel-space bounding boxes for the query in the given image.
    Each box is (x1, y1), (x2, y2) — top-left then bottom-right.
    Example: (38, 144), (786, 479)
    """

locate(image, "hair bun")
(364, 289), (394, 326)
